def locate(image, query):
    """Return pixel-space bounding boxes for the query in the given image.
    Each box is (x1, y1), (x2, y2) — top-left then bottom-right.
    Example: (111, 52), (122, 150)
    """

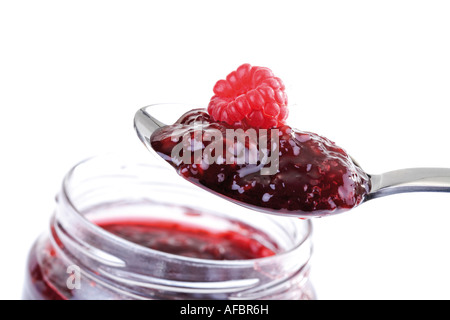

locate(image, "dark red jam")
(99, 219), (275, 260)
(25, 218), (276, 300)
(150, 109), (371, 217)
(27, 246), (67, 300)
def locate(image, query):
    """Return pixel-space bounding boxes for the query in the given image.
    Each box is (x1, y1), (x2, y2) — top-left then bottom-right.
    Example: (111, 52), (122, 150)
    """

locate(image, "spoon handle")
(367, 168), (450, 200)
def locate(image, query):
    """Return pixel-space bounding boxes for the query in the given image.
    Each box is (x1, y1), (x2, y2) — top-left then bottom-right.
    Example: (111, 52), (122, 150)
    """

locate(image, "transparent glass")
(23, 154), (315, 300)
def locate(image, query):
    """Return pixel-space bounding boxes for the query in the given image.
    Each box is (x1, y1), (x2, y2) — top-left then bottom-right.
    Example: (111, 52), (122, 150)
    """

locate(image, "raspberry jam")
(99, 219), (275, 260)
(23, 154), (315, 300)
(150, 109), (371, 217)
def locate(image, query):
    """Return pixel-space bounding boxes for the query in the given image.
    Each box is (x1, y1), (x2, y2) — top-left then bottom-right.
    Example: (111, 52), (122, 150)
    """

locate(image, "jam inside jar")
(23, 154), (315, 300)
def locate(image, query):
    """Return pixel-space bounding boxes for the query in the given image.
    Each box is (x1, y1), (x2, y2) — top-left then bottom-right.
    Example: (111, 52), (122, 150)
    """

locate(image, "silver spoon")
(134, 103), (450, 217)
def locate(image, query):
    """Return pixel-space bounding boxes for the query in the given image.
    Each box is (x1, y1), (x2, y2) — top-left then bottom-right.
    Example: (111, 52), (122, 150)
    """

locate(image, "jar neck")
(50, 154), (313, 299)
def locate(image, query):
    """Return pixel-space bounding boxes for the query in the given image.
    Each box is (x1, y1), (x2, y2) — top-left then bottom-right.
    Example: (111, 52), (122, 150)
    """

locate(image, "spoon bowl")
(134, 104), (450, 218)
(134, 103), (188, 152)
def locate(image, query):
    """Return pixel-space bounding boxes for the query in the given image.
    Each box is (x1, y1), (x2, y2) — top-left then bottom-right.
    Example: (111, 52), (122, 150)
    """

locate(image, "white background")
(1, 0), (450, 300)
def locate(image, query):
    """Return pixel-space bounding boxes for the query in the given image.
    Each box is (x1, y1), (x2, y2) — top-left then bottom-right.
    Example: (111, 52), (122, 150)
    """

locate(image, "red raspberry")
(207, 63), (289, 129)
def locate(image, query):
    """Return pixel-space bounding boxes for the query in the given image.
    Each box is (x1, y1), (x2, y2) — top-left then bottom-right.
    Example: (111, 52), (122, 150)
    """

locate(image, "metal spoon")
(134, 103), (450, 217)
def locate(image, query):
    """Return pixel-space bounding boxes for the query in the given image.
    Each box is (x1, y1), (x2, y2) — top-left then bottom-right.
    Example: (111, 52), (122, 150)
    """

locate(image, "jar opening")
(59, 154), (312, 266)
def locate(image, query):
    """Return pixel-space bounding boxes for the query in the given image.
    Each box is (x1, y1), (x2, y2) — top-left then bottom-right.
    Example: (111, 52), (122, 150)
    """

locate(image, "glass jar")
(23, 153), (315, 300)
